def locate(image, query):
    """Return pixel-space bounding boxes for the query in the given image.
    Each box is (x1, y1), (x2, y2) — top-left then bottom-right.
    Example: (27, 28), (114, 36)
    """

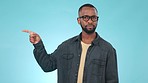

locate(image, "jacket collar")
(74, 32), (101, 45)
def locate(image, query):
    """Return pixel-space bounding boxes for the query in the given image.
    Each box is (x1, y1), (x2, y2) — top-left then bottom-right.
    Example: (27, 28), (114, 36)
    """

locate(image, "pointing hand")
(22, 30), (41, 44)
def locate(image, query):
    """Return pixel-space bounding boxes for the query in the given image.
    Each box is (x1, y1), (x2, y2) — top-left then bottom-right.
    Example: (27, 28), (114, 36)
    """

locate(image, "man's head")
(77, 4), (98, 34)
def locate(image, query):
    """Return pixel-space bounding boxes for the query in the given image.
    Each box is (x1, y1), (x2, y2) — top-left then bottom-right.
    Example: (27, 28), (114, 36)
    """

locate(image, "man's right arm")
(23, 30), (57, 72)
(33, 40), (57, 72)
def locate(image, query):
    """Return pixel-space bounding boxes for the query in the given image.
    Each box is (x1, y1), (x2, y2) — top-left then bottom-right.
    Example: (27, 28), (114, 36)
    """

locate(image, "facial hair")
(80, 23), (97, 34)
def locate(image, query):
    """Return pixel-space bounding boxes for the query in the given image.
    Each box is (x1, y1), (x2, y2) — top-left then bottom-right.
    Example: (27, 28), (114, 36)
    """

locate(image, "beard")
(80, 23), (97, 34)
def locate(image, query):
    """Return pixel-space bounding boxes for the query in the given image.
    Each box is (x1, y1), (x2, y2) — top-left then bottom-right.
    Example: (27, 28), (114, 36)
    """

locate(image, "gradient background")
(0, 0), (148, 83)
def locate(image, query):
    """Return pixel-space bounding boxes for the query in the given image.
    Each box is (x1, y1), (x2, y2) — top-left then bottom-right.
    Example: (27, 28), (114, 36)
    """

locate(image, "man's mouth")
(86, 25), (94, 30)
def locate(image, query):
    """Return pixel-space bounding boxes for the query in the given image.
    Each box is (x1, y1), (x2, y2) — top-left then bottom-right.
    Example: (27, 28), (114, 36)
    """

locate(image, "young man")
(23, 3), (118, 83)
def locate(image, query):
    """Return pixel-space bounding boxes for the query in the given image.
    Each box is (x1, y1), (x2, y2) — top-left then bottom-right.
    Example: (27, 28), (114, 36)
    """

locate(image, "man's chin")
(84, 30), (95, 34)
(83, 28), (96, 34)
(80, 24), (96, 34)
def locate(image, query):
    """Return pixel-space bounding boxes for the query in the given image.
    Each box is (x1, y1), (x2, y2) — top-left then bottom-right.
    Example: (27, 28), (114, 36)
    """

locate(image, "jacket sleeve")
(105, 48), (119, 83)
(33, 40), (58, 72)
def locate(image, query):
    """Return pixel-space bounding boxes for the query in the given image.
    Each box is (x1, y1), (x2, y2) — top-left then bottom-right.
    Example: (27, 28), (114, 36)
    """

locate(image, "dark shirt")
(33, 32), (119, 83)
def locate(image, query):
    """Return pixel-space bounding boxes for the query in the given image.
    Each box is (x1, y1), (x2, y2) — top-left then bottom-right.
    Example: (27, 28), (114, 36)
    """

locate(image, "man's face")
(77, 7), (98, 34)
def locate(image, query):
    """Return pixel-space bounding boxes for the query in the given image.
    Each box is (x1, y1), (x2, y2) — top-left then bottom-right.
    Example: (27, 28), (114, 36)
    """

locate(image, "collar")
(73, 32), (101, 45)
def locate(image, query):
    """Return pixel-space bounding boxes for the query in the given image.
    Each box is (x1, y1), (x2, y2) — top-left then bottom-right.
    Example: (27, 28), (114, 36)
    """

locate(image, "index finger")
(22, 30), (33, 34)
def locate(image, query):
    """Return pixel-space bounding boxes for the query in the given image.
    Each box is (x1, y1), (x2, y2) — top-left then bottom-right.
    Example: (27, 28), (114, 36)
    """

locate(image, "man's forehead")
(79, 7), (97, 15)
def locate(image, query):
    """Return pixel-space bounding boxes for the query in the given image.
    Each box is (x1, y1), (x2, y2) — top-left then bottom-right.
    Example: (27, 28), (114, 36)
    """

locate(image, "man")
(23, 3), (118, 83)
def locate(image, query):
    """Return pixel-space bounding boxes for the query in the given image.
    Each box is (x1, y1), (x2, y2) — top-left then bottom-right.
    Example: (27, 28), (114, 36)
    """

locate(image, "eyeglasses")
(79, 15), (99, 22)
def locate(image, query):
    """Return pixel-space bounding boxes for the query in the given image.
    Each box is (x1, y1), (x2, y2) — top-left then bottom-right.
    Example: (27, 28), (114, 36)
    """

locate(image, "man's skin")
(22, 30), (40, 44)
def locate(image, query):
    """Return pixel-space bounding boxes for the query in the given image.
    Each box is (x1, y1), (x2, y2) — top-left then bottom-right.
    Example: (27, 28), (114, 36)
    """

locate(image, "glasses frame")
(79, 15), (99, 22)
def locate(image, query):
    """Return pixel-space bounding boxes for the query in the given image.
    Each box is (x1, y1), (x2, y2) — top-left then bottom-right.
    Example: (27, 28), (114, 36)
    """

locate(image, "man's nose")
(87, 18), (93, 23)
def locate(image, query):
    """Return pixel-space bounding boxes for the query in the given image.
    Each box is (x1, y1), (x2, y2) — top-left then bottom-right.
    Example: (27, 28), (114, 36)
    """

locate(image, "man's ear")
(77, 18), (80, 24)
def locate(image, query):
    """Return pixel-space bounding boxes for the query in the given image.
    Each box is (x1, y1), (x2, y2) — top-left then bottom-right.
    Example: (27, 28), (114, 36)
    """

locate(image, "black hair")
(78, 3), (98, 16)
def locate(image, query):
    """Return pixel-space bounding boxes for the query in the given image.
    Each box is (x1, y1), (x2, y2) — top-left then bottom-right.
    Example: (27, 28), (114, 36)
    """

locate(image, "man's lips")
(86, 25), (94, 29)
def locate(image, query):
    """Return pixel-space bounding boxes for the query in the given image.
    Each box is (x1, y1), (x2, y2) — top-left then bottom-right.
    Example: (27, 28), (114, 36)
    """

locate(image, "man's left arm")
(105, 48), (119, 83)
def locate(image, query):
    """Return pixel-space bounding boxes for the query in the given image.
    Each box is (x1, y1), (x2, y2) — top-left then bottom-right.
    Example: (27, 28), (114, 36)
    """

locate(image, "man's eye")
(84, 16), (89, 19)
(92, 16), (97, 19)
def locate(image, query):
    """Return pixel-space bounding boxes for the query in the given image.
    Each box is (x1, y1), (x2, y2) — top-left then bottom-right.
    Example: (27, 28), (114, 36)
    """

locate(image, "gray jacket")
(33, 32), (119, 83)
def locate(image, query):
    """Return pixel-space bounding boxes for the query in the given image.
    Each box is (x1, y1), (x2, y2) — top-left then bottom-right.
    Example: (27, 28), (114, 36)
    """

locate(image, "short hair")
(78, 3), (98, 16)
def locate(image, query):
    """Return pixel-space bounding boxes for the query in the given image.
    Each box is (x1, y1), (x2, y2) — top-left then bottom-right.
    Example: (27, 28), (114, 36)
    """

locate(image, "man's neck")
(81, 32), (96, 44)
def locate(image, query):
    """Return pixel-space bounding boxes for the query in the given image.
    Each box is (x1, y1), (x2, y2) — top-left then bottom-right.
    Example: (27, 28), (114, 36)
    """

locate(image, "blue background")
(0, 0), (148, 83)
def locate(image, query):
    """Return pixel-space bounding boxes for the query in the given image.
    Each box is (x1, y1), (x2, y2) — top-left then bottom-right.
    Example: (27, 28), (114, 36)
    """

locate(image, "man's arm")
(23, 30), (57, 72)
(33, 40), (57, 72)
(105, 48), (119, 83)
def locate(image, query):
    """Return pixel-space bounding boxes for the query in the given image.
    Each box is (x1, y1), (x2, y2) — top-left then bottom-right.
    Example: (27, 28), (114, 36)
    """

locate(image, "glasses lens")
(82, 16), (89, 21)
(91, 16), (98, 21)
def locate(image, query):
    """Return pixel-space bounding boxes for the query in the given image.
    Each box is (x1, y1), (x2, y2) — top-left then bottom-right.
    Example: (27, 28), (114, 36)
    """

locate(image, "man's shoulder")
(98, 37), (115, 50)
(63, 35), (79, 44)
(59, 35), (79, 46)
